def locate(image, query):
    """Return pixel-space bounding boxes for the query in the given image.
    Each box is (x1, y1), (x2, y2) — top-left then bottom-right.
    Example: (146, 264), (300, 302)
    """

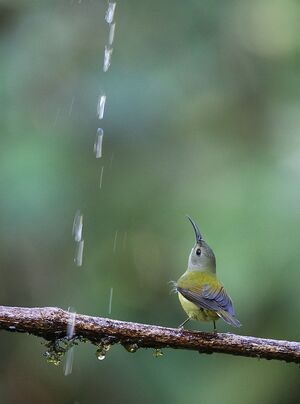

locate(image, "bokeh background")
(0, 0), (299, 403)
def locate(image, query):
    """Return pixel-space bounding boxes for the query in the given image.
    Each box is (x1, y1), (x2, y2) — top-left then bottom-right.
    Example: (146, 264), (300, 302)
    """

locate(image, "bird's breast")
(178, 292), (218, 321)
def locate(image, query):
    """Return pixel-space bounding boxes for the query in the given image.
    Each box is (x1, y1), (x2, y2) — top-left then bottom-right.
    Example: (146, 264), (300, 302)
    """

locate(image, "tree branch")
(0, 306), (299, 363)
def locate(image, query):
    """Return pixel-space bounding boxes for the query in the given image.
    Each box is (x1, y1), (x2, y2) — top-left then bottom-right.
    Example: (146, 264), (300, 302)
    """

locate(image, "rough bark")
(0, 306), (299, 363)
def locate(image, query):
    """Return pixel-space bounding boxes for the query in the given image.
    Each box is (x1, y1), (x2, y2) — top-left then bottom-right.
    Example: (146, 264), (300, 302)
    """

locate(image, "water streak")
(94, 128), (104, 158)
(108, 287), (114, 315)
(67, 309), (76, 338)
(72, 211), (83, 242)
(105, 2), (116, 24)
(75, 240), (84, 266)
(97, 94), (106, 120)
(99, 166), (104, 189)
(108, 23), (116, 45)
(64, 347), (75, 376)
(103, 46), (113, 72)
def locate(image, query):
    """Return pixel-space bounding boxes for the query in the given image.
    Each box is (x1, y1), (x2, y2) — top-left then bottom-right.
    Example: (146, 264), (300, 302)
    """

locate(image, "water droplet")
(153, 348), (164, 358)
(123, 343), (139, 353)
(105, 2), (116, 24)
(108, 287), (113, 315)
(103, 46), (113, 72)
(74, 240), (84, 266)
(99, 166), (104, 189)
(108, 23), (116, 45)
(97, 93), (106, 120)
(72, 211), (83, 242)
(94, 128), (104, 158)
(96, 343), (111, 361)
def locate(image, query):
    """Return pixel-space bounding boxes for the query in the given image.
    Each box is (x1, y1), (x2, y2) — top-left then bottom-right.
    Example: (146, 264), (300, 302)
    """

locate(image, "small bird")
(175, 216), (241, 331)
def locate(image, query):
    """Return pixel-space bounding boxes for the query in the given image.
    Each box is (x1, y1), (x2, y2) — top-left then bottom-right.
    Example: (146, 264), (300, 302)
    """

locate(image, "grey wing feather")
(201, 284), (235, 316)
(177, 284), (241, 327)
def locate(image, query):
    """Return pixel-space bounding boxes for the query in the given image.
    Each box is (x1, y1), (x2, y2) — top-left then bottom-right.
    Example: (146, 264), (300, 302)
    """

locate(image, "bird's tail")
(217, 310), (242, 327)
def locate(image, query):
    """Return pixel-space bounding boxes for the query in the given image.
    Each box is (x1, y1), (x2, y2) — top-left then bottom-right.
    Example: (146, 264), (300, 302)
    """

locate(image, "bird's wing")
(177, 283), (241, 327)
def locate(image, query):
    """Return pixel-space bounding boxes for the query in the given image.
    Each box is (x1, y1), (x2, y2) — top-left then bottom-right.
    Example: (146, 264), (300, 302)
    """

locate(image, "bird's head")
(187, 216), (216, 273)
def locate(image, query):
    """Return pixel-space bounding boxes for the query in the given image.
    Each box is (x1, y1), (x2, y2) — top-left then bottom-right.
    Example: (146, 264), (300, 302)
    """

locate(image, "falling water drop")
(64, 346), (75, 376)
(97, 93), (106, 120)
(108, 23), (116, 45)
(103, 46), (113, 72)
(108, 287), (114, 315)
(105, 2), (116, 24)
(63, 308), (76, 375)
(94, 128), (104, 158)
(74, 240), (84, 266)
(99, 166), (104, 189)
(72, 211), (83, 242)
(67, 309), (76, 339)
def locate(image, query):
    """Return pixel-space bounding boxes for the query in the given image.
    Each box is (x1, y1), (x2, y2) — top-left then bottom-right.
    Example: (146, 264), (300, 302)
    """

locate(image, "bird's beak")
(187, 215), (202, 243)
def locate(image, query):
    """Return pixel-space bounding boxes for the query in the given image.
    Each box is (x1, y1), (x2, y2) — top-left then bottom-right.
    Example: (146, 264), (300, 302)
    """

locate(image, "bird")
(175, 216), (241, 331)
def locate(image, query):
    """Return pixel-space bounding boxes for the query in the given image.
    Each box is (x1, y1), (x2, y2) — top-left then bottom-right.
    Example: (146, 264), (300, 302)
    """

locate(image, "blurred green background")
(0, 0), (299, 403)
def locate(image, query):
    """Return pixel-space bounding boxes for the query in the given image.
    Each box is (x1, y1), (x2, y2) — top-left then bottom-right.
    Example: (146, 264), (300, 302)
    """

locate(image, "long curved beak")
(187, 215), (202, 243)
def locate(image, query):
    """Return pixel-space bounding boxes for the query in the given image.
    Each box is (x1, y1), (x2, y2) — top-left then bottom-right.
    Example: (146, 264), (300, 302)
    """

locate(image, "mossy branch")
(0, 306), (299, 363)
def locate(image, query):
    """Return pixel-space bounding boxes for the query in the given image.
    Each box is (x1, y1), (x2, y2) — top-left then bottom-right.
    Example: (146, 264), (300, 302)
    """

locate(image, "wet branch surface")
(0, 306), (299, 363)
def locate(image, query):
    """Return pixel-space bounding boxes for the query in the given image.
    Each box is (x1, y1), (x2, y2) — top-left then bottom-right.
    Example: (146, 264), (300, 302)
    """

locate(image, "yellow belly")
(178, 293), (219, 322)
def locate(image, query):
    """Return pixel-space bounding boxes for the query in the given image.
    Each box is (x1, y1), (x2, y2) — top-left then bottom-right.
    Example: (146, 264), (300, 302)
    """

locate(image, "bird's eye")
(196, 248), (201, 256)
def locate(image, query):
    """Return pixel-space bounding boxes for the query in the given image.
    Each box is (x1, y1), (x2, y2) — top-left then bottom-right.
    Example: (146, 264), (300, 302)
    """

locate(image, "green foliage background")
(0, 1), (299, 403)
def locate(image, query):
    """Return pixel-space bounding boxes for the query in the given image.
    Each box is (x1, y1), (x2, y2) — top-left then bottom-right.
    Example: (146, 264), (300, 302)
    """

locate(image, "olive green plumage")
(176, 216), (241, 330)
